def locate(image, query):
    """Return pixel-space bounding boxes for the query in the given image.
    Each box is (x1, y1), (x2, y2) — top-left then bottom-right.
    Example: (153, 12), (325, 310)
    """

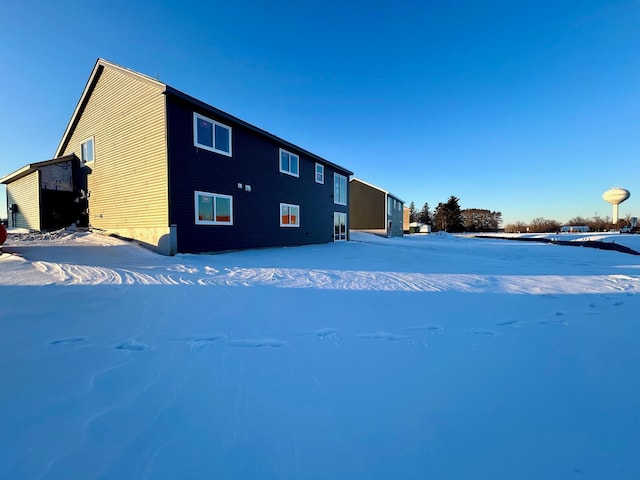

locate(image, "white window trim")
(334, 173), (347, 206)
(193, 112), (232, 157)
(279, 148), (300, 177)
(80, 136), (95, 165)
(334, 212), (347, 241)
(195, 191), (233, 225)
(315, 163), (325, 184)
(280, 203), (300, 227)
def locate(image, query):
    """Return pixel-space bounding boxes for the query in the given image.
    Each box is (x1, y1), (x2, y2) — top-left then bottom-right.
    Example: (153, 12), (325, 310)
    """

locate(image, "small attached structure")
(349, 178), (404, 237)
(0, 154), (87, 231)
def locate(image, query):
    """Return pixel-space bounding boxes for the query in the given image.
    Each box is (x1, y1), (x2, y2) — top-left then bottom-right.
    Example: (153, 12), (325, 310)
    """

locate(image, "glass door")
(334, 212), (347, 241)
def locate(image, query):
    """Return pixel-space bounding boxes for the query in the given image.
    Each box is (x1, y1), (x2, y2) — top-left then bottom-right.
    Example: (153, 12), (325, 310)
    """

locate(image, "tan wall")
(7, 172), (40, 230)
(349, 180), (386, 229)
(403, 206), (410, 231)
(60, 66), (169, 249)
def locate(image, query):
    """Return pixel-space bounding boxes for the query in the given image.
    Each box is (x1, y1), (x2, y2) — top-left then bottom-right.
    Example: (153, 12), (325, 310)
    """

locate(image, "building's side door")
(334, 212), (347, 241)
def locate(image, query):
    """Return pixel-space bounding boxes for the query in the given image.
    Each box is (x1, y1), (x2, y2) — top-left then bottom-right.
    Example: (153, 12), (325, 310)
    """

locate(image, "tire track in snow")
(19, 261), (640, 294)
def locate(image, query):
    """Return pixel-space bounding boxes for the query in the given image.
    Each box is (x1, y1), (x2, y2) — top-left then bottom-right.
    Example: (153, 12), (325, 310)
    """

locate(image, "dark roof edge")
(54, 58), (352, 176)
(0, 154), (79, 185)
(165, 86), (353, 176)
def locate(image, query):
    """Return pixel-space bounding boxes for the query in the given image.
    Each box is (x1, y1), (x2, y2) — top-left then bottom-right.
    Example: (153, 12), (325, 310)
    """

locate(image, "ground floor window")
(280, 203), (300, 227)
(334, 212), (347, 241)
(195, 191), (233, 225)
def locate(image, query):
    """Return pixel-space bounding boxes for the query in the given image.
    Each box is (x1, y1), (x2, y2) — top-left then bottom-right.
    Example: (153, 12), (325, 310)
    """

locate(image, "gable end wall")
(60, 66), (171, 252)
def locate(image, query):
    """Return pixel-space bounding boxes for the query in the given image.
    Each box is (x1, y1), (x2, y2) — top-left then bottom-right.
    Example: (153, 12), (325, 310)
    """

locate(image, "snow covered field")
(1, 230), (639, 479)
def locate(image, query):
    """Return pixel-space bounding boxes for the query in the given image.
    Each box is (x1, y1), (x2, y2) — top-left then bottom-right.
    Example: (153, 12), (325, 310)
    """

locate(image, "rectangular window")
(80, 137), (94, 164)
(195, 191), (233, 225)
(315, 163), (324, 184)
(193, 113), (232, 156)
(279, 149), (299, 177)
(280, 203), (300, 227)
(334, 173), (347, 205)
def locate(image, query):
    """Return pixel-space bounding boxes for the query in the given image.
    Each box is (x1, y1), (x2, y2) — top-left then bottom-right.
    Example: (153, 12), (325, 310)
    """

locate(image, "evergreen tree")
(409, 202), (417, 223)
(417, 202), (431, 224)
(433, 196), (464, 232)
(445, 196), (464, 232)
(433, 202), (446, 231)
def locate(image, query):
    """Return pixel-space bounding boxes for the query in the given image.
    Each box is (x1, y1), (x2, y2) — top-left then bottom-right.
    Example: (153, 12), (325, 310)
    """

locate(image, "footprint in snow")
(228, 338), (287, 348)
(472, 329), (496, 337)
(189, 335), (226, 350)
(539, 319), (568, 326)
(49, 337), (87, 345)
(115, 340), (149, 351)
(401, 324), (443, 334)
(313, 328), (339, 338)
(494, 320), (521, 328)
(353, 330), (411, 342)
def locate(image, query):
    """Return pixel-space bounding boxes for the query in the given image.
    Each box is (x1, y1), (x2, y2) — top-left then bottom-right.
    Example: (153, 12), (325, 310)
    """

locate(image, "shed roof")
(0, 154), (78, 185)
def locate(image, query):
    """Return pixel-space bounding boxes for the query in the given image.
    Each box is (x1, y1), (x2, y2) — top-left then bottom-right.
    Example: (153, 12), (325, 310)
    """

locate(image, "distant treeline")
(504, 214), (635, 233)
(408, 197), (502, 233)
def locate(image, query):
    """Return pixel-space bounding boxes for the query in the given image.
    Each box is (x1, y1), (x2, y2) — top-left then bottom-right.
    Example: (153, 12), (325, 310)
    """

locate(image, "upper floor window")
(280, 203), (300, 227)
(334, 173), (347, 205)
(80, 137), (94, 164)
(315, 163), (324, 184)
(194, 113), (232, 156)
(195, 191), (233, 225)
(279, 149), (299, 177)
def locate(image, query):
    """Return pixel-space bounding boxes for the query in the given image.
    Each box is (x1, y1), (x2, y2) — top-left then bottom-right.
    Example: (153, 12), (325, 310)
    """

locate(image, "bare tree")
(462, 208), (502, 232)
(529, 218), (561, 233)
(504, 222), (528, 233)
(565, 216), (590, 226)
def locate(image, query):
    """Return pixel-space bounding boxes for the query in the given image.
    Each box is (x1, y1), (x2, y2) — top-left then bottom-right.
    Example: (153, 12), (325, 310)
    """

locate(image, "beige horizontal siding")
(7, 171), (40, 230)
(60, 66), (168, 231)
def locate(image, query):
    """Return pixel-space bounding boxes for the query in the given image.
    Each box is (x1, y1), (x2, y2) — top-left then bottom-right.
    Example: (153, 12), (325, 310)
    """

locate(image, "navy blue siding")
(166, 96), (349, 253)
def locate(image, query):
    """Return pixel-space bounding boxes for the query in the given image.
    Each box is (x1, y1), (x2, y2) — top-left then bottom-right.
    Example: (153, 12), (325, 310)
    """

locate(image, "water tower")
(602, 187), (630, 224)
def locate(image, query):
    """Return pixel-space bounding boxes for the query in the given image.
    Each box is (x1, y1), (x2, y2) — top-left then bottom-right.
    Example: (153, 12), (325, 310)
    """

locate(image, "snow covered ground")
(1, 230), (639, 479)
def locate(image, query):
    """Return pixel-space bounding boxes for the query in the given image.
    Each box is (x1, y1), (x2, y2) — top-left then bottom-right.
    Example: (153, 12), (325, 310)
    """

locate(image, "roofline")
(54, 58), (166, 158)
(55, 58), (353, 176)
(164, 86), (353, 175)
(0, 154), (79, 185)
(350, 177), (404, 203)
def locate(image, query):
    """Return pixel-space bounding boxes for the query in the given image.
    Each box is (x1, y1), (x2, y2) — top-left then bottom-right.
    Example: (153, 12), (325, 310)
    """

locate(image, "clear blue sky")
(1, 0), (639, 226)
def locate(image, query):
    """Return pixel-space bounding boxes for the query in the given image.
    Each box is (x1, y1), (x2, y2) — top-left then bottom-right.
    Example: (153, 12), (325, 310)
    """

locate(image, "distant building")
(560, 225), (590, 233)
(349, 178), (404, 237)
(403, 206), (410, 233)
